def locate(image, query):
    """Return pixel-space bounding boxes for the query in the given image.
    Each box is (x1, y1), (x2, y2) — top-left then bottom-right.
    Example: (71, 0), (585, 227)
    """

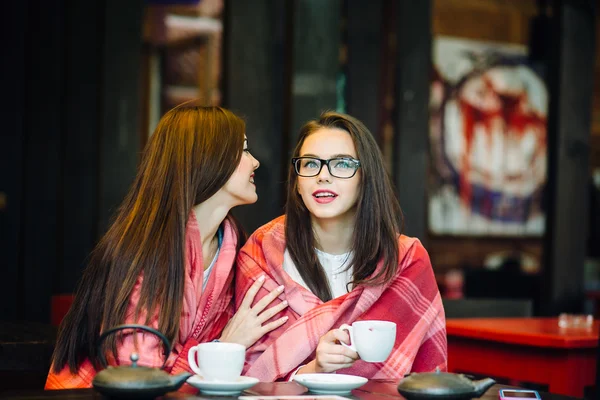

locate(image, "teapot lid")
(397, 368), (480, 397)
(93, 352), (174, 389)
(91, 325), (173, 390)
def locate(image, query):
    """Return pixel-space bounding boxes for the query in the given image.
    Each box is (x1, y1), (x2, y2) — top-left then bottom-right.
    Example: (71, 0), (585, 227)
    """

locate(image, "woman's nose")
(317, 163), (332, 182)
(253, 154), (260, 169)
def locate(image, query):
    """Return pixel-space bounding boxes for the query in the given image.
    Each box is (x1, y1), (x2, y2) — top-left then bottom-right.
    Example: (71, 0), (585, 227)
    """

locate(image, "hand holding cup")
(338, 320), (396, 362)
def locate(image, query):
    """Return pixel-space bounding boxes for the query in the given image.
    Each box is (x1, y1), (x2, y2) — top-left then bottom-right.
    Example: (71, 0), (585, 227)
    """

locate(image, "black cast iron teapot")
(92, 324), (192, 399)
(397, 368), (496, 400)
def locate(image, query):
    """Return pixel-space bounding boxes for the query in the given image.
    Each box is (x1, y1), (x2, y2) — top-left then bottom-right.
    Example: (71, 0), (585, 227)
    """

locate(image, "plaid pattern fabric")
(236, 216), (447, 382)
(45, 213), (237, 389)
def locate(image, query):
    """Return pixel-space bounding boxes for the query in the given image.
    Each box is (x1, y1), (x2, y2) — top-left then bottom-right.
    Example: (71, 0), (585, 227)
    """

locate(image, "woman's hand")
(219, 275), (289, 348)
(298, 329), (359, 374)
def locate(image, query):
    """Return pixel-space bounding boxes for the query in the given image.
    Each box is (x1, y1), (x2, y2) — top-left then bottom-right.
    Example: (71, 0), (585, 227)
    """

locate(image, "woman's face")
(222, 136), (260, 206)
(296, 127), (361, 224)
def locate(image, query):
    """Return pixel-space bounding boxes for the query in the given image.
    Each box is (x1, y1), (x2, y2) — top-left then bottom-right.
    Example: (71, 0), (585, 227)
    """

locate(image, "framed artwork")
(429, 36), (548, 236)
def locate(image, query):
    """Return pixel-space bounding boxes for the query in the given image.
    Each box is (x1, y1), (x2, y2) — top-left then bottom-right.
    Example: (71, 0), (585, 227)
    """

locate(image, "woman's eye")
(244, 147), (252, 153)
(333, 160), (352, 169)
(303, 160), (319, 168)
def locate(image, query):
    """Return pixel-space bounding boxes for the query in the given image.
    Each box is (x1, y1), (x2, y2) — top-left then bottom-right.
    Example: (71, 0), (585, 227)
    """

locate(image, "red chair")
(50, 294), (75, 327)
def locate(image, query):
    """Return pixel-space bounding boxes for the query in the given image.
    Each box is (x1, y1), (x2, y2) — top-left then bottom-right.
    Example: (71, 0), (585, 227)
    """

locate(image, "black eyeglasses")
(291, 157), (361, 179)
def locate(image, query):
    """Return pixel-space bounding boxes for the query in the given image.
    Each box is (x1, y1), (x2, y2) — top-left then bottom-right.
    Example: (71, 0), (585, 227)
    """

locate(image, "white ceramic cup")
(339, 320), (396, 362)
(187, 342), (245, 381)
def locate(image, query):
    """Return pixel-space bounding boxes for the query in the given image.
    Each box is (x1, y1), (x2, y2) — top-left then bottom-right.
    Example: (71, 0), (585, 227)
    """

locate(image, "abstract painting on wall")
(429, 36), (548, 236)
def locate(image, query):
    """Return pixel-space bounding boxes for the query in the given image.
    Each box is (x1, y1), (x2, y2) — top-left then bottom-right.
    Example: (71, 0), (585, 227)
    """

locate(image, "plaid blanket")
(45, 213), (237, 389)
(236, 216), (447, 382)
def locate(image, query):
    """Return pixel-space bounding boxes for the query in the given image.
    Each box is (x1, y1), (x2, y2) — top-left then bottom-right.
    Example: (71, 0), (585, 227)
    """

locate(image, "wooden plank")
(223, 0), (290, 232)
(345, 0), (383, 136)
(0, 0), (28, 320)
(97, 0), (144, 235)
(542, 0), (596, 315)
(19, 0), (66, 323)
(57, 0), (103, 293)
(290, 0), (341, 141)
(393, 0), (431, 240)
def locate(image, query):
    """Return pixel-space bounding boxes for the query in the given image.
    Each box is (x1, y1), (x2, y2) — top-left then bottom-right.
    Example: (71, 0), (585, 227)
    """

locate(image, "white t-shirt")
(202, 247), (220, 292)
(283, 248), (354, 298)
(202, 226), (223, 292)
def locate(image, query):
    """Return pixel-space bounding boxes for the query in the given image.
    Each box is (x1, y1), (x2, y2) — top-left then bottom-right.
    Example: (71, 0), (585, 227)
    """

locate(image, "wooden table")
(0, 381), (580, 400)
(446, 317), (599, 398)
(0, 321), (57, 391)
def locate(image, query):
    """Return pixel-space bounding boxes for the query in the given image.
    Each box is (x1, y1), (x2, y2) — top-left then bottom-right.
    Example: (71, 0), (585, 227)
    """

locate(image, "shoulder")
(246, 215), (286, 245)
(238, 215), (286, 260)
(392, 235), (440, 301)
(396, 234), (432, 271)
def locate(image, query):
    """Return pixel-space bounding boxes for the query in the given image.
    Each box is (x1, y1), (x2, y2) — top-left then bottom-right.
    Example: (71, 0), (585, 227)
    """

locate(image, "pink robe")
(45, 213), (237, 389)
(235, 216), (447, 381)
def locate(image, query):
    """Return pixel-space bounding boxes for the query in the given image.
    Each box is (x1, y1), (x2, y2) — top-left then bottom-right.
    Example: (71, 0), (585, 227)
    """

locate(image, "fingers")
(327, 353), (356, 366)
(260, 315), (289, 334)
(315, 337), (358, 373)
(320, 330), (359, 360)
(257, 300), (289, 324)
(239, 275), (266, 310)
(251, 284), (285, 313)
(331, 328), (352, 346)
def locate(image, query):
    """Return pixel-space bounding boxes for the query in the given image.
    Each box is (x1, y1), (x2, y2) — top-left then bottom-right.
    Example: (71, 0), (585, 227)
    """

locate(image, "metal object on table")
(397, 368), (495, 400)
(92, 324), (191, 399)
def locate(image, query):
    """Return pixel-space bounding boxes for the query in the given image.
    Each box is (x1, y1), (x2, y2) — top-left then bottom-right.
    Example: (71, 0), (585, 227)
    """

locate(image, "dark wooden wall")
(1, 0), (144, 322)
(541, 0), (596, 315)
(1, 0), (597, 323)
(224, 0), (291, 231)
(225, 0), (342, 232)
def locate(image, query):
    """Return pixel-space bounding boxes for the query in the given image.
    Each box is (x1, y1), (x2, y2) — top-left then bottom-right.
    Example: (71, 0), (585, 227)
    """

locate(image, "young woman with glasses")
(235, 111), (447, 381)
(46, 103), (289, 389)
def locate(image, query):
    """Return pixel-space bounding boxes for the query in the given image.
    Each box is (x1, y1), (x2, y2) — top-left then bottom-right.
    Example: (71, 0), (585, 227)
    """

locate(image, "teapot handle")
(97, 324), (171, 370)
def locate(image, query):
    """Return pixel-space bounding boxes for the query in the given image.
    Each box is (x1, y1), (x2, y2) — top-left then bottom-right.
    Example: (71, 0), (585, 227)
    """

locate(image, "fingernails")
(277, 285), (284, 292)
(283, 316), (289, 321)
(282, 300), (288, 306)
(258, 275), (265, 282)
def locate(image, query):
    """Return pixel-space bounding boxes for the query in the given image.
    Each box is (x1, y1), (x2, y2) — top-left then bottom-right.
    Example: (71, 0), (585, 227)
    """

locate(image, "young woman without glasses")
(46, 103), (289, 389)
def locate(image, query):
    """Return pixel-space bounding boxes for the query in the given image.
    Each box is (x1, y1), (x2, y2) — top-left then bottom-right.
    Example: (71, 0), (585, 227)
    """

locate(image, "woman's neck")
(311, 215), (355, 255)
(192, 194), (231, 265)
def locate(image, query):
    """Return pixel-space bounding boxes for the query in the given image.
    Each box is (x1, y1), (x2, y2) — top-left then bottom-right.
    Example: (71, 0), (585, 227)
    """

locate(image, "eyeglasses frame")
(291, 156), (361, 179)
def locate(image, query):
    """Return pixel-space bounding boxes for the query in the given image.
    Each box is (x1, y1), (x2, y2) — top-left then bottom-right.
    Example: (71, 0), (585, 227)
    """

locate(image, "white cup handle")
(187, 346), (204, 376)
(338, 324), (356, 352)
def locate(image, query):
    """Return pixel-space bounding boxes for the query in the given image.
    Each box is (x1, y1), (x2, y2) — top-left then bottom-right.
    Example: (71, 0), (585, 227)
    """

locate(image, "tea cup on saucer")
(187, 342), (245, 381)
(338, 320), (396, 362)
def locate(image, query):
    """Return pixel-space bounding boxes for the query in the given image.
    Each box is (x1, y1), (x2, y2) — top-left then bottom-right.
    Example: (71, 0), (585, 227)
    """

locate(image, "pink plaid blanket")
(46, 213), (237, 389)
(236, 216), (447, 382)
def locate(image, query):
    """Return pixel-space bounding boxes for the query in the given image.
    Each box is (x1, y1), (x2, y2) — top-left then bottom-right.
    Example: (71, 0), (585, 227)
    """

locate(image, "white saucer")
(293, 373), (368, 394)
(187, 375), (259, 395)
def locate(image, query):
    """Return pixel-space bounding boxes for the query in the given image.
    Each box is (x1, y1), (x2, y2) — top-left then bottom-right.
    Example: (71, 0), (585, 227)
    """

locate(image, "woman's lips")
(313, 190), (337, 204)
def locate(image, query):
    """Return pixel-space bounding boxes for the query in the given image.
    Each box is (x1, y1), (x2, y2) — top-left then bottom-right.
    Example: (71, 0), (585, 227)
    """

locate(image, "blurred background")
(1, 0), (600, 395)
(1, 0), (599, 356)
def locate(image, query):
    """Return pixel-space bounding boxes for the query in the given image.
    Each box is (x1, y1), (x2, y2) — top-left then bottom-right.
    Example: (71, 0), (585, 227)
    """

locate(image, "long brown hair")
(52, 104), (247, 373)
(285, 111), (404, 302)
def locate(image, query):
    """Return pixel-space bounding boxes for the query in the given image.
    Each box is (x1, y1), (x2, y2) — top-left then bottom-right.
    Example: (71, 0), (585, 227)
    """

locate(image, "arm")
(296, 329), (358, 374)
(392, 238), (448, 374)
(218, 275), (289, 347)
(410, 295), (448, 372)
(112, 276), (203, 374)
(235, 236), (299, 373)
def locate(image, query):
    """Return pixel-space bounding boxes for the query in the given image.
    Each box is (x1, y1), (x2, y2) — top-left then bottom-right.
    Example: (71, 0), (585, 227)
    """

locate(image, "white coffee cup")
(187, 342), (245, 381)
(339, 320), (396, 362)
